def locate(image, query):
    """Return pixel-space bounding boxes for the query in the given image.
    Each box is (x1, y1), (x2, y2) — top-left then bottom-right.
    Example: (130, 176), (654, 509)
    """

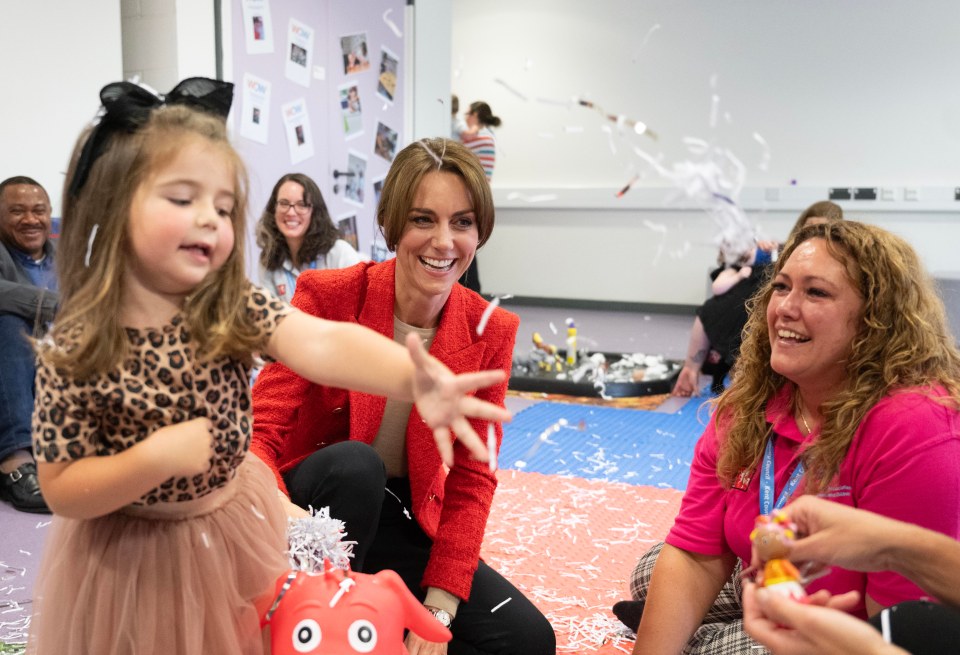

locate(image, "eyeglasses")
(276, 200), (312, 213)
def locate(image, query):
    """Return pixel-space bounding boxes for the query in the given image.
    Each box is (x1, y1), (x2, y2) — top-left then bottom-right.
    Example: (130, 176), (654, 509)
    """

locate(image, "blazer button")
(332, 407), (343, 413)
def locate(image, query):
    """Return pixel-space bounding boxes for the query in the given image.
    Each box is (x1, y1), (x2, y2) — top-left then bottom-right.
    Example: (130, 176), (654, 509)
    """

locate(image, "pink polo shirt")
(667, 384), (960, 618)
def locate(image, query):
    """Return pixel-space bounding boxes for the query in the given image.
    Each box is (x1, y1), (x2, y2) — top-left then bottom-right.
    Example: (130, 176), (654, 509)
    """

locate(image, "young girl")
(27, 78), (508, 655)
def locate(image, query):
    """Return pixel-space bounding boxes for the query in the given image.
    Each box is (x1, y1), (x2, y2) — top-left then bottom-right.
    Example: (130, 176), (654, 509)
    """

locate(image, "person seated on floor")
(616, 220), (960, 654)
(251, 138), (556, 655)
(672, 200), (844, 397)
(743, 496), (960, 655)
(256, 172), (361, 303)
(0, 176), (57, 513)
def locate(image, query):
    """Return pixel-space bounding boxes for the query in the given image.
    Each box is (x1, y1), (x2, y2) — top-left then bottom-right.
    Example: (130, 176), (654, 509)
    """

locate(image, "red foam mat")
(482, 469), (683, 653)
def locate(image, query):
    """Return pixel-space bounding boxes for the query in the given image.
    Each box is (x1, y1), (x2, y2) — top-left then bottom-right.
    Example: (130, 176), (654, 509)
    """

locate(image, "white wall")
(452, 0), (960, 305)
(411, 0), (453, 141)
(1, 1), (123, 214)
(121, 0), (216, 91)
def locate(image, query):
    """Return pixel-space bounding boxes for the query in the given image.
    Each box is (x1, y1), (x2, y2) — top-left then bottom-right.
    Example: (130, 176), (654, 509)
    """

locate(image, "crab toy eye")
(292, 618), (322, 652)
(347, 619), (378, 652)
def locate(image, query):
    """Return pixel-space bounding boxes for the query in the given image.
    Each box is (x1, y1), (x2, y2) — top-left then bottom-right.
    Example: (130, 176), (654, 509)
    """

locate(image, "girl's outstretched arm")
(266, 310), (511, 466)
(37, 418), (215, 519)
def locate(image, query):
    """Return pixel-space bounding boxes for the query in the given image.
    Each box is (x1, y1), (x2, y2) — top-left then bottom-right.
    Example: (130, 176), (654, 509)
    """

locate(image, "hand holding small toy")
(750, 512), (807, 601)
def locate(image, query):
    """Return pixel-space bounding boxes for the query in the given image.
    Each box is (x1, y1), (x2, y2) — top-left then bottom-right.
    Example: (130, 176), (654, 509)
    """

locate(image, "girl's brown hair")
(256, 172), (339, 270)
(376, 138), (494, 251)
(715, 220), (960, 493)
(48, 105), (261, 377)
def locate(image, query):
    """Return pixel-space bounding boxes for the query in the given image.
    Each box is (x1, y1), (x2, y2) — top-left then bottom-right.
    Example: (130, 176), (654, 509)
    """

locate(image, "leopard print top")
(32, 286), (291, 505)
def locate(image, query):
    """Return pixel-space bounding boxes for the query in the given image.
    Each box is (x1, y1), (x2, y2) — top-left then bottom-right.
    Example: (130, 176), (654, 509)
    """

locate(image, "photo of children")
(377, 46), (399, 103)
(340, 33), (370, 74)
(374, 122), (398, 162)
(337, 214), (359, 251)
(343, 151), (367, 206)
(338, 82), (364, 139)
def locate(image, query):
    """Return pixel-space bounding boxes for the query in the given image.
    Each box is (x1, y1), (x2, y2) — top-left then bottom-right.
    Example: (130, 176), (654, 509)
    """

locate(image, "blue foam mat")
(499, 397), (711, 490)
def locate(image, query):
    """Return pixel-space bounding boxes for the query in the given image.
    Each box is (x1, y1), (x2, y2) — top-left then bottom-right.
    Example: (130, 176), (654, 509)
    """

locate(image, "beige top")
(371, 317), (460, 616)
(371, 316), (436, 478)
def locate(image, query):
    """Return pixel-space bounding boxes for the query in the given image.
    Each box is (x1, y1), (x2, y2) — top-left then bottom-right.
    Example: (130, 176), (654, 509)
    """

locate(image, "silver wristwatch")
(426, 607), (453, 628)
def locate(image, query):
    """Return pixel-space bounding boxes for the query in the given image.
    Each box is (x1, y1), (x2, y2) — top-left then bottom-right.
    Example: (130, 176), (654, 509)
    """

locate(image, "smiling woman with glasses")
(256, 172), (361, 302)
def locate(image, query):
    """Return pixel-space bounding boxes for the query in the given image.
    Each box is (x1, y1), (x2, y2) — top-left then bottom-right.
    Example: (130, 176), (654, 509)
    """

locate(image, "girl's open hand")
(405, 332), (511, 467)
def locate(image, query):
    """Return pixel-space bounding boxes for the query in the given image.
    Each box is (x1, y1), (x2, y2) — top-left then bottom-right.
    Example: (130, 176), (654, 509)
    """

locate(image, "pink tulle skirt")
(27, 455), (288, 655)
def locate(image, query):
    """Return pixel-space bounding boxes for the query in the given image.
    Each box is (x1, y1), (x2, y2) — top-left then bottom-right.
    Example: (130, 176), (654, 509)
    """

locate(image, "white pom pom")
(286, 506), (358, 572)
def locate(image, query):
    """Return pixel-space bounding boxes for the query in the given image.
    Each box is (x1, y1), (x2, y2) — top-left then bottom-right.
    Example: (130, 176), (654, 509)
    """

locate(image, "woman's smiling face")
(394, 171), (478, 309)
(767, 237), (865, 394)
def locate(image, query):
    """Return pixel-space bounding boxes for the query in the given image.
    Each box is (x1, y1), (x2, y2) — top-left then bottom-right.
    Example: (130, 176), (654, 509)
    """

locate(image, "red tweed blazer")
(251, 259), (519, 600)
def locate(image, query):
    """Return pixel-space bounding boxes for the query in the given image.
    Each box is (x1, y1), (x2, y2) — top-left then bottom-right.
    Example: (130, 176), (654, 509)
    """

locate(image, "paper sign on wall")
(282, 98), (314, 164)
(240, 73), (270, 144)
(242, 0), (274, 54)
(285, 18), (315, 87)
(343, 150), (367, 207)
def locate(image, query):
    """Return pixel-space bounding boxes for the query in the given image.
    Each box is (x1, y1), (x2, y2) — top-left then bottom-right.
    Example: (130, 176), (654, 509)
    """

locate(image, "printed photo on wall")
(376, 46), (399, 103)
(281, 98), (314, 164)
(337, 214), (359, 251)
(242, 0), (274, 54)
(373, 122), (398, 162)
(343, 151), (367, 207)
(285, 18), (315, 87)
(340, 33), (370, 75)
(338, 82), (364, 140)
(240, 73), (271, 145)
(372, 176), (385, 207)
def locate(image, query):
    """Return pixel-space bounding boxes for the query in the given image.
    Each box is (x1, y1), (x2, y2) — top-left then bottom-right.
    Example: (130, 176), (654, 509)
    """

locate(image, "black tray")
(509, 351), (682, 398)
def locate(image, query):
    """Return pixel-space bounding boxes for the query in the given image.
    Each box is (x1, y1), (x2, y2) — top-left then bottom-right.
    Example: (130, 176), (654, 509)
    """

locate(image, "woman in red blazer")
(252, 138), (555, 655)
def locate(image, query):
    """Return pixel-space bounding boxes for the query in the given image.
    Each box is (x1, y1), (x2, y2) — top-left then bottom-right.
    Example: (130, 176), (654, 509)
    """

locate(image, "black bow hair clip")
(68, 77), (235, 197)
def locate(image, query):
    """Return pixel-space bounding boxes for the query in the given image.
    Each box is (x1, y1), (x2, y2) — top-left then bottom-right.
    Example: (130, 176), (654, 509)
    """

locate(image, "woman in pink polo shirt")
(622, 220), (960, 654)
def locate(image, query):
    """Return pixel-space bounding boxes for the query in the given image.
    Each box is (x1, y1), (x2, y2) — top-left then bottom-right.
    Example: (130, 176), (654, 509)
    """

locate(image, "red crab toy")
(262, 562), (452, 654)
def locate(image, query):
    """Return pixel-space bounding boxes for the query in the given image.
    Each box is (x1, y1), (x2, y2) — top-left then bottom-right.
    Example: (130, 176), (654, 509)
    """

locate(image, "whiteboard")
(451, 0), (960, 191)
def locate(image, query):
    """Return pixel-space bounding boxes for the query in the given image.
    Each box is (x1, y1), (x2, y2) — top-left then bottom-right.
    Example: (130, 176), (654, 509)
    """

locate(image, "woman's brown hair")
(256, 172), (339, 270)
(376, 138), (494, 251)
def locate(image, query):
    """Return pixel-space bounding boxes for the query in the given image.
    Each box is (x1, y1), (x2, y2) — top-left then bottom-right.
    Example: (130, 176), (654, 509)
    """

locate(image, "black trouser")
(868, 600), (960, 655)
(283, 441), (556, 655)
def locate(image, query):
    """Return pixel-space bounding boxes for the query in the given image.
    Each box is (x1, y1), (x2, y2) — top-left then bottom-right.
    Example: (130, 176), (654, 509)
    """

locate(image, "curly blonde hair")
(715, 220), (960, 493)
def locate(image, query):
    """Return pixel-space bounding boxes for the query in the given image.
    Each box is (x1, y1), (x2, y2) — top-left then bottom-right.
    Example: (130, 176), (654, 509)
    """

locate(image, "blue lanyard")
(282, 259), (319, 301)
(759, 436), (805, 515)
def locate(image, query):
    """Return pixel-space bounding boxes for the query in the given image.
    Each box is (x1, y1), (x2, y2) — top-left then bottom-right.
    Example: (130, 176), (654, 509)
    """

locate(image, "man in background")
(0, 176), (58, 513)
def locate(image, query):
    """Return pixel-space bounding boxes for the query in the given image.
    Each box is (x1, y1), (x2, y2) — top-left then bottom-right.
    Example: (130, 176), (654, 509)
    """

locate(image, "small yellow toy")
(750, 512), (807, 601)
